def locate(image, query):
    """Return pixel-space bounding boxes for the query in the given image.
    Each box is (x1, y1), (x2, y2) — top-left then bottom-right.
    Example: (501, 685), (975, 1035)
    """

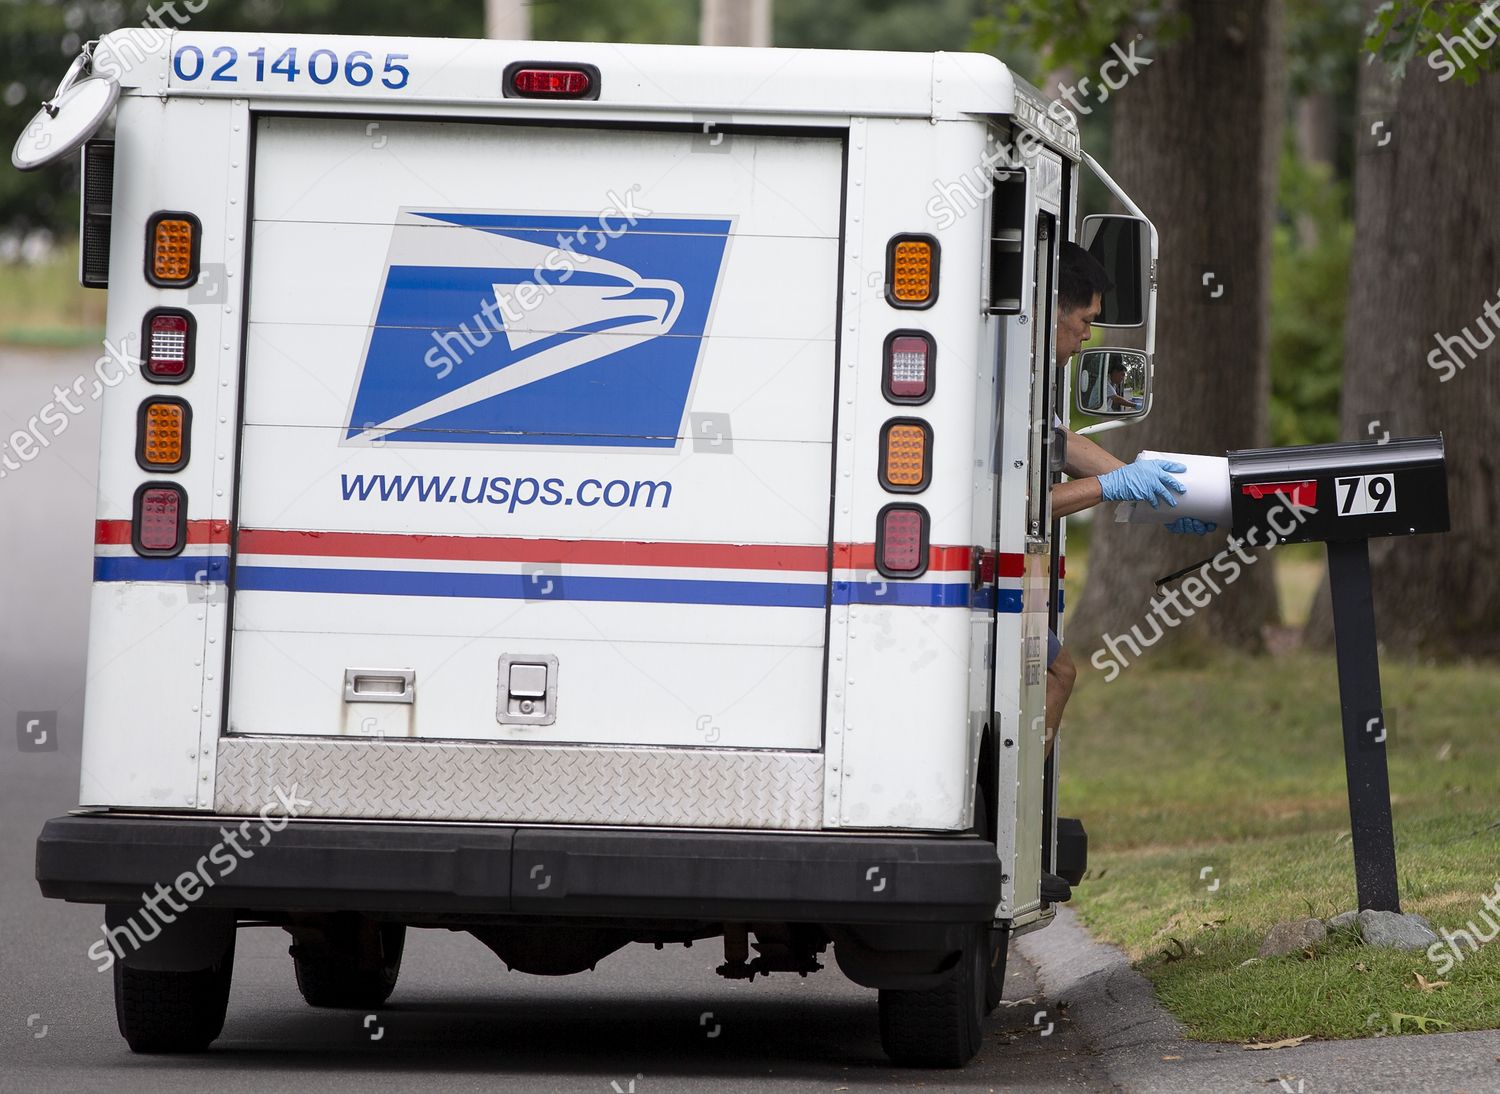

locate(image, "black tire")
(114, 932), (235, 1053)
(292, 921), (405, 1008)
(878, 925), (986, 1068)
(982, 924), (1011, 1015)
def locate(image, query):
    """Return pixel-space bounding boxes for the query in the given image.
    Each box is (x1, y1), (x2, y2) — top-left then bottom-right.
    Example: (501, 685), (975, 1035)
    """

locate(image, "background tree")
(1303, 0), (1500, 655)
(987, 0), (1286, 653)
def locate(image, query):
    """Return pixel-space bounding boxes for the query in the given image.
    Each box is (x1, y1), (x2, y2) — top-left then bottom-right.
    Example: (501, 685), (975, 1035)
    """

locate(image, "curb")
(1014, 905), (1500, 1094)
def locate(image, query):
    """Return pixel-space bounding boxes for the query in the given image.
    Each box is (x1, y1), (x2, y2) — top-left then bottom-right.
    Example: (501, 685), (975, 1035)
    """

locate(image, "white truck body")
(31, 29), (1144, 1067)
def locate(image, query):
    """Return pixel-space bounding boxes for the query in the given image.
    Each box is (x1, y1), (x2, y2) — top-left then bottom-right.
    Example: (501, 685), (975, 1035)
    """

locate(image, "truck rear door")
(227, 116), (843, 751)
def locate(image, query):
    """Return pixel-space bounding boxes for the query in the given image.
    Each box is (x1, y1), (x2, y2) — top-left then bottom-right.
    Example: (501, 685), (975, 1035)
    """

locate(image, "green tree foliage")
(969, 0), (1181, 74)
(776, 0), (983, 51)
(1269, 149), (1350, 446)
(1288, 0), (1365, 96)
(1366, 0), (1498, 82)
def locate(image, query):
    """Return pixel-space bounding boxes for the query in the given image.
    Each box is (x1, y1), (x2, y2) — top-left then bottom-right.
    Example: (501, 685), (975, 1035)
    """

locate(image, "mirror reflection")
(1077, 349), (1147, 417)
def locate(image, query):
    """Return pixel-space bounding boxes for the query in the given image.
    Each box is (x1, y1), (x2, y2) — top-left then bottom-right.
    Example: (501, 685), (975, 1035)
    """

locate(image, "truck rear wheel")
(113, 933), (235, 1053)
(877, 925), (986, 1067)
(291, 918), (405, 1008)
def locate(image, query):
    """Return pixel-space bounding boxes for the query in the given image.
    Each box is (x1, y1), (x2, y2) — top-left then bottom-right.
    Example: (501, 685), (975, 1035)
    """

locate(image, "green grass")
(1063, 651), (1500, 1041)
(0, 245), (106, 345)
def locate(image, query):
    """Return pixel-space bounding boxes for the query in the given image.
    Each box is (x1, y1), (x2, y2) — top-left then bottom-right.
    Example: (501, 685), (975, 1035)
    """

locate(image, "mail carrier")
(23, 29), (1160, 1067)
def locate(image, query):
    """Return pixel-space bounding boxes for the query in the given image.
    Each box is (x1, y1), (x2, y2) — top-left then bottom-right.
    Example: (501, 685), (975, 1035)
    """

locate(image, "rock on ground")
(1259, 917), (1328, 957)
(1357, 909), (1439, 951)
(1327, 909), (1359, 931)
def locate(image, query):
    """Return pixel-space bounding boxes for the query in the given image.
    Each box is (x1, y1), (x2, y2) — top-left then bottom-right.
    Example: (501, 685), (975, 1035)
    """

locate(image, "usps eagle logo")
(344, 209), (733, 447)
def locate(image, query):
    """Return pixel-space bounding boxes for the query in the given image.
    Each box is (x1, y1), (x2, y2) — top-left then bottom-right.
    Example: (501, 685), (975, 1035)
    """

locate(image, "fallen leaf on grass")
(1413, 973), (1449, 992)
(1239, 957), (1262, 967)
(1161, 937), (1189, 963)
(1242, 1035), (1312, 1051)
(1389, 1013), (1453, 1033)
(1352, 962), (1369, 972)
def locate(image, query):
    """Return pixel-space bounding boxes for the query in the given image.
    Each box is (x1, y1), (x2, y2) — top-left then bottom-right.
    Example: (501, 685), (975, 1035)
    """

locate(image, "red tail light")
(877, 505), (928, 577)
(143, 309), (194, 381)
(884, 331), (933, 403)
(134, 484), (186, 555)
(505, 63), (600, 99)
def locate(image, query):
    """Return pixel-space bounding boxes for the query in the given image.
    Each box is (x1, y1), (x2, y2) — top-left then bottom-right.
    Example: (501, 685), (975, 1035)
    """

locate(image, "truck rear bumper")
(36, 815), (1002, 925)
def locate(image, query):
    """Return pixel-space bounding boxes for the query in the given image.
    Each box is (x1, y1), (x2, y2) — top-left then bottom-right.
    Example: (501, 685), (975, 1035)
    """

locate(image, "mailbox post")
(1226, 436), (1450, 913)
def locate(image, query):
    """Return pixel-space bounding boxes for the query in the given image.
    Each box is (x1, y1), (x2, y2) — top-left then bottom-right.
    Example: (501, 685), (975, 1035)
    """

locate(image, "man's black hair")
(1059, 241), (1113, 313)
(1108, 360), (1126, 375)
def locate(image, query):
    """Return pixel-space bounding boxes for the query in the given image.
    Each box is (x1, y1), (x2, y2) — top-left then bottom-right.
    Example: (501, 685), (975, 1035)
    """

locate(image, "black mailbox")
(1227, 435), (1449, 545)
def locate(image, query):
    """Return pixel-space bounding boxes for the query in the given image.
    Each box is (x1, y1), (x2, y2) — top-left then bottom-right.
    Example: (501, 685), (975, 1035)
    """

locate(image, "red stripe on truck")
(95, 519), (230, 545)
(96, 523), (1027, 579)
(239, 529), (829, 571)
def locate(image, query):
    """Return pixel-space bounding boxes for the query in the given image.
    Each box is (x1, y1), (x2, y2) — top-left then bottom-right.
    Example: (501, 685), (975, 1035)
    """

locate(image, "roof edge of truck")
(92, 27), (1041, 124)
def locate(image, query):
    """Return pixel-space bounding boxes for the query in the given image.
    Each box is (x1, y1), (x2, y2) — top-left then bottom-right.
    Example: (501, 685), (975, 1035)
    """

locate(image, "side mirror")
(1081, 214), (1150, 328)
(1076, 349), (1148, 419)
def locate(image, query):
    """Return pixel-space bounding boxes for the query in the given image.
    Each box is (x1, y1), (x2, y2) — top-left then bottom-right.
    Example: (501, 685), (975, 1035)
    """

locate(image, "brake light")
(880, 419), (931, 491)
(886, 235), (938, 308)
(143, 309), (194, 381)
(137, 398), (190, 471)
(877, 505), (929, 577)
(884, 331), (933, 403)
(134, 484), (186, 555)
(505, 62), (600, 99)
(146, 211), (200, 286)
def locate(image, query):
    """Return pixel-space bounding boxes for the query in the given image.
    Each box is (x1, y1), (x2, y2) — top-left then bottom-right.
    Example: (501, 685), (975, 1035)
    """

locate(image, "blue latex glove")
(1098, 459), (1187, 508)
(1165, 517), (1216, 535)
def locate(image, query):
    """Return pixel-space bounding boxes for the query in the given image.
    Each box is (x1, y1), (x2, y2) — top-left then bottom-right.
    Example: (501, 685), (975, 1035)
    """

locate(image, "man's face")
(1055, 291), (1102, 365)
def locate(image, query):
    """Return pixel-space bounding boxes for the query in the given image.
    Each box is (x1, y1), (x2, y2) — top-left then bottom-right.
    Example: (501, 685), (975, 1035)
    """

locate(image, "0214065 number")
(172, 45), (411, 90)
(1335, 473), (1397, 516)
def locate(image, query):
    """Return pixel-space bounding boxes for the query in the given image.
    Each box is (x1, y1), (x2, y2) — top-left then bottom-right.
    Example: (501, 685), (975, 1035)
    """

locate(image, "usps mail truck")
(21, 28), (1157, 1067)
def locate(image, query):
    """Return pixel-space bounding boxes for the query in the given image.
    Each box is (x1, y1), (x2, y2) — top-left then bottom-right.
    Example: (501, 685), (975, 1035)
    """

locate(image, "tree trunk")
(1303, 17), (1500, 656)
(1294, 91), (1337, 248)
(1068, 0), (1285, 656)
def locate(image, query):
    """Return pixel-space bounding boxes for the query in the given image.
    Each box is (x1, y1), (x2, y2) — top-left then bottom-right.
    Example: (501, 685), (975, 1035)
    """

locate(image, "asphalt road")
(0, 346), (1112, 1092)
